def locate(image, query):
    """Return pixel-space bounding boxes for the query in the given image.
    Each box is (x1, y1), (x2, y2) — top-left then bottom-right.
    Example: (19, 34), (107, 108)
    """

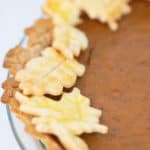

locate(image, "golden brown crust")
(3, 46), (28, 76)
(3, 45), (44, 76)
(25, 18), (53, 47)
(1, 78), (19, 104)
(1, 78), (62, 150)
(3, 18), (53, 76)
(25, 125), (63, 150)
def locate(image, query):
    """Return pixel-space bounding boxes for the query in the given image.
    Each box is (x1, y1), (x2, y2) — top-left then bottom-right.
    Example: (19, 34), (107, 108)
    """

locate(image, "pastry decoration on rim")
(43, 0), (131, 30)
(53, 25), (88, 58)
(1, 0), (117, 149)
(15, 47), (85, 96)
(16, 88), (108, 150)
(42, 0), (81, 25)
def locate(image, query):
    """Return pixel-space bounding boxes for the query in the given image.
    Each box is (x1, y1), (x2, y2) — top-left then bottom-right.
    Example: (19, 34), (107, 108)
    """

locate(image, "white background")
(0, 0), (43, 149)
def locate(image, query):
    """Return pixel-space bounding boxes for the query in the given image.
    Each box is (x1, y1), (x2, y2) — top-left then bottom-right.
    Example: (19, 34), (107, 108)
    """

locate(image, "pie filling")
(76, 1), (150, 149)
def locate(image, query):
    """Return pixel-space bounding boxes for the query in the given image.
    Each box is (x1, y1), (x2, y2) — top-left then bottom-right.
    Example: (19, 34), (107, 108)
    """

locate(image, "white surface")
(0, 0), (43, 149)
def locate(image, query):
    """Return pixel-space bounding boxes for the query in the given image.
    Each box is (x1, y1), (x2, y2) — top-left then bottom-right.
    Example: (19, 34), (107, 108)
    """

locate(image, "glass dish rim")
(6, 37), (45, 150)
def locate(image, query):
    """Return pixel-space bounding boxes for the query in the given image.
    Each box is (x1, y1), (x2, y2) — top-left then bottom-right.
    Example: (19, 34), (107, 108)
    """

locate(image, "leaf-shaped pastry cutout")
(3, 45), (44, 76)
(15, 47), (85, 96)
(25, 18), (53, 47)
(42, 0), (81, 25)
(43, 0), (130, 30)
(53, 25), (88, 58)
(15, 88), (108, 150)
(80, 0), (131, 30)
(1, 78), (63, 150)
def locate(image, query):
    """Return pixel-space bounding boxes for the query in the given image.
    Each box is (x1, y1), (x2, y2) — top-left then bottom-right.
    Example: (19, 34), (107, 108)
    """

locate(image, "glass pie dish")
(6, 37), (46, 150)
(6, 105), (45, 150)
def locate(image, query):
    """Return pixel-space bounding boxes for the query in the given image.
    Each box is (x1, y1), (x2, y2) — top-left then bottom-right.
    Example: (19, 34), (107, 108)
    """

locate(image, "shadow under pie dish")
(1, 0), (150, 150)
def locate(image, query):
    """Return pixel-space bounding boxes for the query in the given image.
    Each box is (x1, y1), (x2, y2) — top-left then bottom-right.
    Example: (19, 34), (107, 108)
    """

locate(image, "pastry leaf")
(16, 47), (85, 96)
